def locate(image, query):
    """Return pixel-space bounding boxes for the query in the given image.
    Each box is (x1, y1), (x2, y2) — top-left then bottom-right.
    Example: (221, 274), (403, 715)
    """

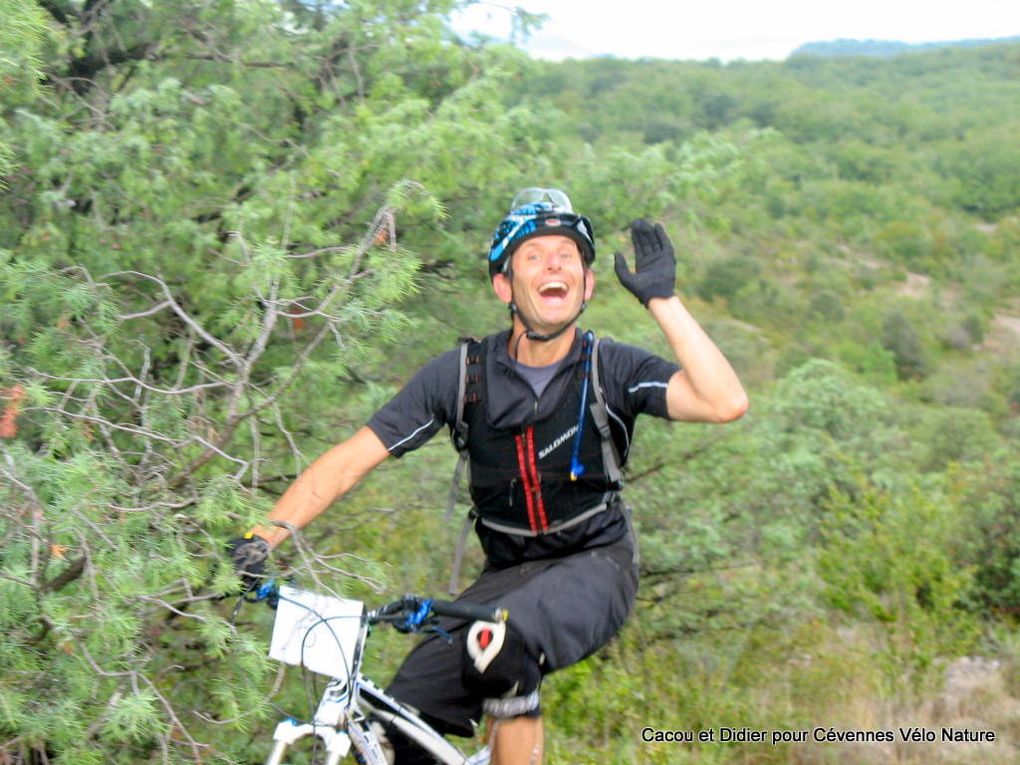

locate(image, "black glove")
(613, 219), (676, 306)
(226, 533), (270, 594)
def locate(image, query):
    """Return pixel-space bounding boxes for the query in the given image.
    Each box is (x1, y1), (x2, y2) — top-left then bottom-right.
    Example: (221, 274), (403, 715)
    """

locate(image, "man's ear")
(492, 272), (513, 305)
(584, 268), (596, 301)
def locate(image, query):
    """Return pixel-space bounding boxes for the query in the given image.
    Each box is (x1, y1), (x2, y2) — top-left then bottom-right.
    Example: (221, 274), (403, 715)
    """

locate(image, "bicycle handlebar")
(252, 580), (507, 630)
(429, 598), (508, 624)
(370, 595), (507, 630)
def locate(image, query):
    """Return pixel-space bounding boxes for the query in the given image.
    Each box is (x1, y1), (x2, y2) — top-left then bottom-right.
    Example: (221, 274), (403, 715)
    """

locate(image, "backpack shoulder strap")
(452, 340), (471, 454)
(447, 337), (485, 594)
(588, 336), (624, 487)
(445, 337), (483, 522)
(450, 337), (483, 453)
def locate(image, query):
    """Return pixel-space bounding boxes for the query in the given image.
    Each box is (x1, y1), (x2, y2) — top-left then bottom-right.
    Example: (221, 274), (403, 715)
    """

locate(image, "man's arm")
(251, 426), (390, 548)
(246, 348), (460, 548)
(615, 219), (747, 424)
(648, 296), (748, 423)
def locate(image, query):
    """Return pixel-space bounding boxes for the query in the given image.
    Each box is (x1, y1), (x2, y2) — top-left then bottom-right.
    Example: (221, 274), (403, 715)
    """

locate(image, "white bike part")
(269, 585), (365, 678)
(263, 718), (352, 765)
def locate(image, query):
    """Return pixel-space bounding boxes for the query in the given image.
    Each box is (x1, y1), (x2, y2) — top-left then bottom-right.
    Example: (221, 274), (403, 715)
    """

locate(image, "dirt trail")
(895, 272), (931, 298)
(992, 315), (1020, 336)
(982, 315), (1020, 353)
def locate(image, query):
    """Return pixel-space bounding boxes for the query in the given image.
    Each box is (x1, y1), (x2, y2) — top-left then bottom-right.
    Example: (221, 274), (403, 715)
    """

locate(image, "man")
(231, 188), (747, 764)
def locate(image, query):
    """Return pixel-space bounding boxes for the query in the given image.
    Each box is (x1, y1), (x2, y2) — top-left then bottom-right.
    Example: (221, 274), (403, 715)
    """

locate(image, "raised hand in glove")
(226, 532), (270, 594)
(613, 219), (676, 306)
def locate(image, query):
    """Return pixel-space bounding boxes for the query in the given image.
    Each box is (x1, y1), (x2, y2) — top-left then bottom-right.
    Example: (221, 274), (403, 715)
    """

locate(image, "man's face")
(492, 234), (595, 334)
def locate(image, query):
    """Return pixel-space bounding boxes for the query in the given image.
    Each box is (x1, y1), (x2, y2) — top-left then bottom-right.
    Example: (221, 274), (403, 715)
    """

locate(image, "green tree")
(0, 2), (550, 762)
(954, 454), (1020, 613)
(818, 483), (978, 670)
(696, 254), (761, 304)
(0, 0), (47, 176)
(881, 310), (929, 380)
(937, 128), (1020, 218)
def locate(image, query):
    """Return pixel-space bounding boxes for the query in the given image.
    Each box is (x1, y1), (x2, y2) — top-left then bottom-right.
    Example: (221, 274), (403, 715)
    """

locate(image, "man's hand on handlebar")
(226, 532), (273, 600)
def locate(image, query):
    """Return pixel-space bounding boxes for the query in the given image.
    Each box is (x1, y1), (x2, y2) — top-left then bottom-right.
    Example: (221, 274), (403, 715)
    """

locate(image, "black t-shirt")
(367, 329), (678, 458)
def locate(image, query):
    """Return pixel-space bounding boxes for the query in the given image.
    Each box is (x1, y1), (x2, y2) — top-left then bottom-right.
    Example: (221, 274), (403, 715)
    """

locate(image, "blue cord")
(569, 332), (594, 481)
(433, 626), (453, 643)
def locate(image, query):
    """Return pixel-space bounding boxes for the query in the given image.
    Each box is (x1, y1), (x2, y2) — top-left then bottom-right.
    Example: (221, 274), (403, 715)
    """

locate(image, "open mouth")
(537, 281), (569, 300)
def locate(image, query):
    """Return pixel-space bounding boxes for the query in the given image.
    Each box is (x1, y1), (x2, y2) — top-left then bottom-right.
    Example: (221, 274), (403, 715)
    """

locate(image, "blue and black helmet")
(487, 188), (595, 278)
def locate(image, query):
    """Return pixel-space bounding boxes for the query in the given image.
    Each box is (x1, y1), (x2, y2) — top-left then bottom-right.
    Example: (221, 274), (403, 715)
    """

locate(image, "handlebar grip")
(430, 599), (508, 624)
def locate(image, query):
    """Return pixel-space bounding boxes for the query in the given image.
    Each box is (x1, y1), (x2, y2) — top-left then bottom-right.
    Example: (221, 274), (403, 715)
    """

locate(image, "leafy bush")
(914, 406), (1002, 471)
(818, 483), (979, 669)
(881, 310), (930, 380)
(833, 339), (898, 385)
(954, 455), (1020, 614)
(696, 255), (761, 304)
(937, 128), (1020, 218)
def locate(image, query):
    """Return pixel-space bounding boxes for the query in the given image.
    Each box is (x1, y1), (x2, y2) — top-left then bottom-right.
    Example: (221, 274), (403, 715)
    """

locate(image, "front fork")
(264, 721), (352, 765)
(264, 678), (389, 765)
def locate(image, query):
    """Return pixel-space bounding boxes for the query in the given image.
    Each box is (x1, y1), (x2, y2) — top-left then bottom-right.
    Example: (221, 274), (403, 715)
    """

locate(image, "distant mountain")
(790, 37), (1020, 58)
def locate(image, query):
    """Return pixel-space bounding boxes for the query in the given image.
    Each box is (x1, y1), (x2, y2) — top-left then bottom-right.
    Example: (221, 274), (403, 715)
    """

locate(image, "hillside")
(792, 36), (1020, 58)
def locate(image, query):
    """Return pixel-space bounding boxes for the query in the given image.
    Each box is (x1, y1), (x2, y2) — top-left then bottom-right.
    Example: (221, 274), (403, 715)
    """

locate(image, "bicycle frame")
(263, 585), (491, 765)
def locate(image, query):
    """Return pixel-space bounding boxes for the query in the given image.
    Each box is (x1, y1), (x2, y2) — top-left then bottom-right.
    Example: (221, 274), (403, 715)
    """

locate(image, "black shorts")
(385, 531), (639, 737)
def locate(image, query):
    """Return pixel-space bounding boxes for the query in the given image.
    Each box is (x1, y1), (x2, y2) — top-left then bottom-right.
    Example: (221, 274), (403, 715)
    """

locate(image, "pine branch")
(38, 0), (76, 26)
(65, 41), (156, 94)
(41, 554), (86, 593)
(625, 432), (733, 483)
(181, 53), (292, 69)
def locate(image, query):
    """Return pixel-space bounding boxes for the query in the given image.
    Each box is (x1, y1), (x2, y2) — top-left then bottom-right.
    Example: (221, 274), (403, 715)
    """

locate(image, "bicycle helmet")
(487, 188), (595, 278)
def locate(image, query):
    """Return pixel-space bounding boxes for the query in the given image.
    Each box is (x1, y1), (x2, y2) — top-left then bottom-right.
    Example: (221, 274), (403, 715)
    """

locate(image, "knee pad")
(462, 621), (542, 718)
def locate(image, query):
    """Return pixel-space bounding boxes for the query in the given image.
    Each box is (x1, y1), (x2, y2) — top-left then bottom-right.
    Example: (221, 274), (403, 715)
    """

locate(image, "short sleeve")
(597, 339), (679, 420)
(365, 348), (460, 457)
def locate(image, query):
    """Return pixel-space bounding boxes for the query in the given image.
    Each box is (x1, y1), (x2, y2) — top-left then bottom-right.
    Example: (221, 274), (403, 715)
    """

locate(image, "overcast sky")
(451, 0), (1020, 62)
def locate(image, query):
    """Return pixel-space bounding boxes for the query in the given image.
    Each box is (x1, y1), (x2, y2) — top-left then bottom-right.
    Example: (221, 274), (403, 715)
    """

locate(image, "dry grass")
(788, 655), (1020, 765)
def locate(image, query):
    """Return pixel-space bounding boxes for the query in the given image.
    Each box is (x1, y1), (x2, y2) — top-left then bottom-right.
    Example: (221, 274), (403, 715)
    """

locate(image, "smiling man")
(230, 188), (747, 764)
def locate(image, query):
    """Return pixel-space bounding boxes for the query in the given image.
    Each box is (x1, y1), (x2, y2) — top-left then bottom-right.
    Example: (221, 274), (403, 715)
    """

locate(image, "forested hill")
(2, 4), (1019, 761)
(791, 36), (1020, 58)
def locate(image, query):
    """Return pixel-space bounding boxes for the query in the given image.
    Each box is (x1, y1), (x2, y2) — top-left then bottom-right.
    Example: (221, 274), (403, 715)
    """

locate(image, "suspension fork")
(264, 678), (355, 765)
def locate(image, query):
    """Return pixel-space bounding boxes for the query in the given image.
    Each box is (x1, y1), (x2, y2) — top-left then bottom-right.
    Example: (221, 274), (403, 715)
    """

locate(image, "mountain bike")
(252, 581), (506, 765)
